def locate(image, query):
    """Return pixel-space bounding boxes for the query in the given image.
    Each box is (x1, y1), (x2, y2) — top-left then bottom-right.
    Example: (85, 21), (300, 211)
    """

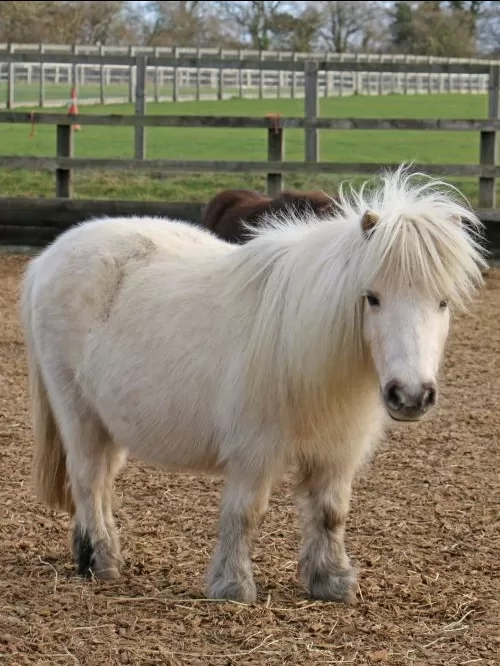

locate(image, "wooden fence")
(1, 55), (500, 253)
(2, 58), (500, 204)
(1, 45), (499, 108)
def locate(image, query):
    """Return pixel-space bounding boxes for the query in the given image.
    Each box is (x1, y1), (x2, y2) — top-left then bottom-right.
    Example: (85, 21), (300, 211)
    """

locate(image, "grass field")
(0, 92), (495, 204)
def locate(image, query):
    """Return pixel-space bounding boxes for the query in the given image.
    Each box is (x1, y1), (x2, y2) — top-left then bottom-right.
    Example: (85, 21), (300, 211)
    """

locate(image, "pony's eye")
(365, 292), (380, 307)
(439, 299), (448, 310)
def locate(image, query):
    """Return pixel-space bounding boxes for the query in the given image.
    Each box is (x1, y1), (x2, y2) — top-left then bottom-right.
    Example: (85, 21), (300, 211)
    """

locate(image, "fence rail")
(3, 51), (496, 73)
(2, 42), (500, 64)
(6, 111), (500, 130)
(1, 44), (498, 109)
(1, 197), (500, 256)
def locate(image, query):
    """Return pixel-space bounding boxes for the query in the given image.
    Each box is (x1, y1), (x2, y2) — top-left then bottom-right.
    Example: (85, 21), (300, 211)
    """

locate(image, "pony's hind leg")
(41, 367), (122, 581)
(103, 447), (127, 540)
(207, 468), (272, 604)
(70, 459), (122, 580)
(295, 460), (357, 604)
(71, 443), (126, 580)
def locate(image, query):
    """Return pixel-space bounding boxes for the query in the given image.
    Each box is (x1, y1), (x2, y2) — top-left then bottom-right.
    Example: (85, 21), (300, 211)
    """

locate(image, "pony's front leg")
(207, 470), (272, 604)
(295, 464), (357, 603)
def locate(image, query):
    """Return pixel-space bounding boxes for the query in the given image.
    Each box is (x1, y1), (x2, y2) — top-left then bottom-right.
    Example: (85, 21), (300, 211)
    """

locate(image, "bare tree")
(271, 4), (322, 51)
(143, 1), (236, 47)
(73, 1), (131, 45)
(0, 1), (53, 42)
(215, 1), (294, 50)
(316, 1), (387, 53)
(410, 1), (476, 56)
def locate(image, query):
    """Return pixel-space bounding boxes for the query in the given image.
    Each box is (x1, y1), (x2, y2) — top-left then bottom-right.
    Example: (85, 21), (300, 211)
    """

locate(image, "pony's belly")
(93, 394), (224, 474)
(127, 427), (223, 474)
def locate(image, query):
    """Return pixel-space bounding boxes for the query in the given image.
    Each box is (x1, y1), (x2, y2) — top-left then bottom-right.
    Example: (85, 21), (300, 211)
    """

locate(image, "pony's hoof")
(208, 577), (257, 604)
(93, 565), (121, 581)
(307, 568), (357, 604)
(92, 548), (123, 581)
(72, 527), (122, 581)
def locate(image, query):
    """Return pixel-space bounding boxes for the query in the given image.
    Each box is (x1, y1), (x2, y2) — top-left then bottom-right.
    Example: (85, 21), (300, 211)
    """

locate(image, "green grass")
(0, 93), (494, 204)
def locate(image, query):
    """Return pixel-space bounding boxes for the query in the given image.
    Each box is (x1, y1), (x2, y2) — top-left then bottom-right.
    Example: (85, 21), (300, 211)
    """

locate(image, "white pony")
(20, 166), (487, 604)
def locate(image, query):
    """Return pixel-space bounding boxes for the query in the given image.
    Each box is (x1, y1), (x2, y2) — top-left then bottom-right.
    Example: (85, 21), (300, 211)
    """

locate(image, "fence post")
(134, 56), (147, 160)
(352, 53), (358, 96)
(56, 124), (73, 198)
(291, 52), (297, 99)
(128, 46), (135, 104)
(324, 52), (330, 98)
(479, 65), (500, 209)
(276, 51), (281, 99)
(340, 53), (346, 97)
(238, 49), (243, 99)
(99, 45), (105, 104)
(153, 47), (160, 103)
(218, 48), (224, 101)
(196, 48), (201, 101)
(172, 47), (178, 102)
(259, 50), (264, 99)
(6, 44), (14, 109)
(304, 61), (319, 163)
(72, 44), (78, 90)
(39, 43), (45, 108)
(267, 121), (284, 197)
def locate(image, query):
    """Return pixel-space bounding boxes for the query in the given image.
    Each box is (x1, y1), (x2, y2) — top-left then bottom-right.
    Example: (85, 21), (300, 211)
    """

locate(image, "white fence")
(0, 43), (495, 108)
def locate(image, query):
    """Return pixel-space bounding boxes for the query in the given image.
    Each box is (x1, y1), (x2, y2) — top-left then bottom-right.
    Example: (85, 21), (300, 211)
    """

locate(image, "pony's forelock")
(376, 167), (485, 306)
(324, 164), (488, 310)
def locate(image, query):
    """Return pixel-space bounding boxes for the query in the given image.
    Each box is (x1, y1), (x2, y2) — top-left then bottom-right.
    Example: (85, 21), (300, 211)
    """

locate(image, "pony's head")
(346, 167), (488, 422)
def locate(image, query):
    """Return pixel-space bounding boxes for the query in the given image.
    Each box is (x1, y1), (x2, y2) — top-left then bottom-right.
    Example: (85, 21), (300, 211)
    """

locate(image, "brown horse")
(201, 188), (339, 243)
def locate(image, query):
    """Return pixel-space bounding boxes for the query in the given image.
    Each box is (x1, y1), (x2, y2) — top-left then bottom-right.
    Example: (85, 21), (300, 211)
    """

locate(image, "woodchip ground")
(0, 255), (498, 666)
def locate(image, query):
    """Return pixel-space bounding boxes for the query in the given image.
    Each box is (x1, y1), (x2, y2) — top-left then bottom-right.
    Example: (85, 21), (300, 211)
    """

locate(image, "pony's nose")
(383, 380), (437, 420)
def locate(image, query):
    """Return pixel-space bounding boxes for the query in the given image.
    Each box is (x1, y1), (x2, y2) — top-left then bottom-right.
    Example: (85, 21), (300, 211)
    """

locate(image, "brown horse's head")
(201, 189), (270, 231)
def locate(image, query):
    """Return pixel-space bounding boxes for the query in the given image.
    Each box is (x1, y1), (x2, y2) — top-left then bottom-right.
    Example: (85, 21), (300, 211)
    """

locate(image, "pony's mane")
(231, 165), (489, 434)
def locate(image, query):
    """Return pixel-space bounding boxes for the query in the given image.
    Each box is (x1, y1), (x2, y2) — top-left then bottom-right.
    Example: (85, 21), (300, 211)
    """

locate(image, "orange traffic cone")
(68, 86), (81, 131)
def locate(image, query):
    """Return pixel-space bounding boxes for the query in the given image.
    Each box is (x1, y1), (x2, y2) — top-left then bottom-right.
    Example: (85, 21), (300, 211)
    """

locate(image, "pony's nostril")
(385, 382), (405, 411)
(421, 385), (437, 410)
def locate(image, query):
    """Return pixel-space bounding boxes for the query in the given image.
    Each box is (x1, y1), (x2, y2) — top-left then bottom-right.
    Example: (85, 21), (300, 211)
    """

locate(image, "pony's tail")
(20, 263), (74, 515)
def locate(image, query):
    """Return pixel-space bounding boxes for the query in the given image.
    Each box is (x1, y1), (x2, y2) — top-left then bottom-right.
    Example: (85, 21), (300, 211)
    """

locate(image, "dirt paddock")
(0, 254), (498, 666)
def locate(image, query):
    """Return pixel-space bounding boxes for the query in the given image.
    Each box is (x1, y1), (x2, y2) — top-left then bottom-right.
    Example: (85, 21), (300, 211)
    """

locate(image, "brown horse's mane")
(201, 188), (340, 244)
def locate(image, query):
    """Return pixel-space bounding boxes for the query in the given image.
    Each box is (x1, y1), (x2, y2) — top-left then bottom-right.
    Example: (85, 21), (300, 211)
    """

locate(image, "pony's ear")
(361, 210), (380, 236)
(450, 213), (463, 227)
